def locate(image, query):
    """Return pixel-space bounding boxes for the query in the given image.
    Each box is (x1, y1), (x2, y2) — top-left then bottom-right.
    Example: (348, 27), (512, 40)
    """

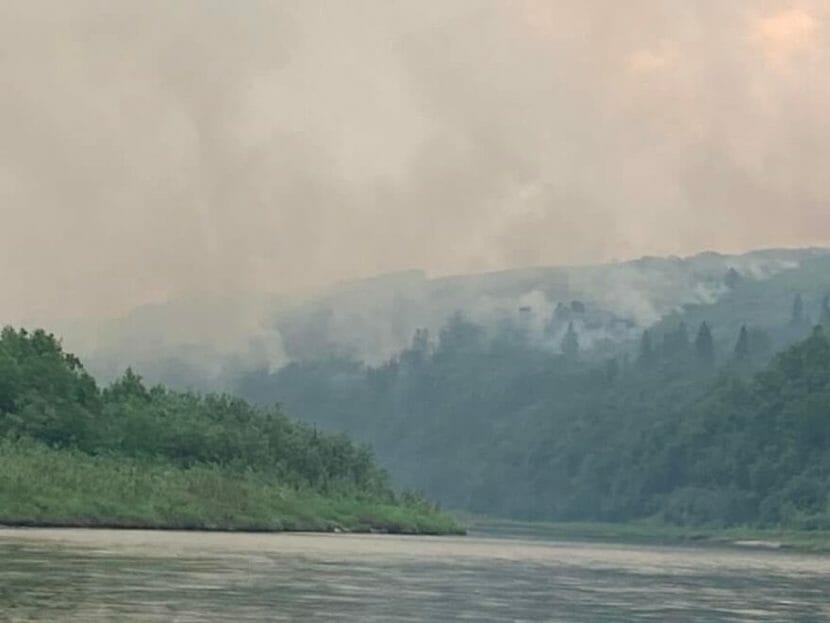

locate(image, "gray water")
(1, 528), (829, 622)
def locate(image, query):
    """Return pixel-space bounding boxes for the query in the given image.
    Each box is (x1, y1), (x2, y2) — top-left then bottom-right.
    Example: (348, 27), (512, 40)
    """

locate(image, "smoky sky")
(2, 0), (830, 325)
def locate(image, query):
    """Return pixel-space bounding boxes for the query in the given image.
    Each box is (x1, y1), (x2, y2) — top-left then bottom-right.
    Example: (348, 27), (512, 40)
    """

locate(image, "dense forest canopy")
(0, 326), (461, 534)
(59, 248), (830, 390)
(6, 255), (830, 531)
(0, 326), (387, 494)
(236, 281), (830, 529)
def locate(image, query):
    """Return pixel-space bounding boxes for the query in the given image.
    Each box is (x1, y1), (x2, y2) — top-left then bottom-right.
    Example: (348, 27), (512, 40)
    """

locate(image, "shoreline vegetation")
(0, 327), (462, 536)
(0, 441), (463, 535)
(5, 323), (830, 545)
(244, 309), (830, 539)
(463, 516), (830, 553)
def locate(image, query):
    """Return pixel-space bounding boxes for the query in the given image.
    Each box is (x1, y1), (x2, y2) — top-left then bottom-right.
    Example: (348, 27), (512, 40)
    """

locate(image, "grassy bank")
(0, 441), (463, 535)
(463, 515), (830, 552)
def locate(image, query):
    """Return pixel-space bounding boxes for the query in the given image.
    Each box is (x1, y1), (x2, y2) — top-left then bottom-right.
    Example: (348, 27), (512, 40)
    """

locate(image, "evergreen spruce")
(791, 293), (806, 326)
(734, 325), (750, 360)
(694, 322), (715, 366)
(637, 330), (655, 368)
(561, 322), (579, 359)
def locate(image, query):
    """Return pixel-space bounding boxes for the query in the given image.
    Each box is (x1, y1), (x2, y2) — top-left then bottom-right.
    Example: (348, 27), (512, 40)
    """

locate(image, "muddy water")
(1, 528), (829, 621)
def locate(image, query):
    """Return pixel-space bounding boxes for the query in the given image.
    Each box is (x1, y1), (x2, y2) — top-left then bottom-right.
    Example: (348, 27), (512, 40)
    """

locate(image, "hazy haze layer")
(2, 1), (829, 324)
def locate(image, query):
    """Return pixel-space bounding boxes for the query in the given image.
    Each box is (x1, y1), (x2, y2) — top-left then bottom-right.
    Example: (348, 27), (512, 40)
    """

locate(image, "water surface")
(2, 528), (829, 621)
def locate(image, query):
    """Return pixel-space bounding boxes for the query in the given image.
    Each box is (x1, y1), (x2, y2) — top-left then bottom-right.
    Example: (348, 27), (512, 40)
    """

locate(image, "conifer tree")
(561, 322), (579, 359)
(734, 325), (750, 360)
(724, 267), (743, 289)
(694, 322), (715, 366)
(637, 330), (655, 368)
(791, 293), (806, 326)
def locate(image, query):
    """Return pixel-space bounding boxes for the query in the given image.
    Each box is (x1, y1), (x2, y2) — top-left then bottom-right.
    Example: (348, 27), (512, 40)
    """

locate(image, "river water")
(1, 528), (829, 621)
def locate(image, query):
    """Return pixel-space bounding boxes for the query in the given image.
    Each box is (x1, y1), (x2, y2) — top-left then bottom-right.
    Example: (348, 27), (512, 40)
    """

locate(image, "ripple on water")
(1, 529), (830, 622)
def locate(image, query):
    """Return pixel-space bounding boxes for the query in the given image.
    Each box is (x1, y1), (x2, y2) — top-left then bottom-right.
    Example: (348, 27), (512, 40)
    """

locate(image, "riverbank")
(463, 516), (830, 552)
(0, 441), (463, 535)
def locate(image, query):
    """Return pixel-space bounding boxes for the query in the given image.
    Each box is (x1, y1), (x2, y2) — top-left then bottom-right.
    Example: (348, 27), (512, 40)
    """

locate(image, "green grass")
(0, 440), (463, 535)
(462, 515), (830, 552)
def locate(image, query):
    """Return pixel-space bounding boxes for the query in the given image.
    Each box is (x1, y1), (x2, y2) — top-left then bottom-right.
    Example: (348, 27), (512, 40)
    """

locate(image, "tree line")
(0, 326), (392, 497)
(236, 291), (830, 528)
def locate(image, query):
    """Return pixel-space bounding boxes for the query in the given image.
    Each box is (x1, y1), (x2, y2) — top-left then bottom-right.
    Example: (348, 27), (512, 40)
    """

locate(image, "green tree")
(724, 267), (743, 289)
(436, 313), (484, 359)
(561, 322), (579, 359)
(734, 325), (750, 360)
(637, 330), (656, 368)
(791, 293), (807, 326)
(694, 322), (715, 366)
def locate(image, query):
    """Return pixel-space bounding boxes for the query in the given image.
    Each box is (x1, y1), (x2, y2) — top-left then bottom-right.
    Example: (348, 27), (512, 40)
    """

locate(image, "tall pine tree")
(734, 325), (750, 360)
(561, 322), (579, 359)
(637, 330), (656, 368)
(791, 293), (807, 326)
(695, 322), (715, 366)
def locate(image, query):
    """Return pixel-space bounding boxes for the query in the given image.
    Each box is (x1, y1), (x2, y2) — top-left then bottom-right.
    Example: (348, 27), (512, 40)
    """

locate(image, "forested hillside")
(237, 296), (830, 529)
(58, 248), (828, 389)
(0, 327), (459, 534)
(18, 251), (830, 532)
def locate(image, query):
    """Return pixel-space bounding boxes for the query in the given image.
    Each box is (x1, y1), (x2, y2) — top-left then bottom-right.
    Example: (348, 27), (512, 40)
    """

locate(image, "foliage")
(0, 439), (460, 534)
(236, 308), (830, 529)
(0, 327), (459, 533)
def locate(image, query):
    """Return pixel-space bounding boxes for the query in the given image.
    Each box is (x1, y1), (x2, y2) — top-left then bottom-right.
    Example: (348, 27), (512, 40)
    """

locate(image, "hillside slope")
(239, 320), (830, 529)
(55, 248), (829, 389)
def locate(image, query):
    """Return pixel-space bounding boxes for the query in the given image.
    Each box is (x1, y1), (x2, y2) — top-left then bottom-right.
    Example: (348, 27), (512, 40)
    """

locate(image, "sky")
(2, 0), (829, 324)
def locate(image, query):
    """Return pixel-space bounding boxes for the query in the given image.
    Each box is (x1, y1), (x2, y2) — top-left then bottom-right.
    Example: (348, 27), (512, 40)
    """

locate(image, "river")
(1, 528), (829, 621)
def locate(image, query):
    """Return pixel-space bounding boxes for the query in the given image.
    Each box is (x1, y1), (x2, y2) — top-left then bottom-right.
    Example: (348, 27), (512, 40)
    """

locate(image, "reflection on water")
(1, 528), (829, 621)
